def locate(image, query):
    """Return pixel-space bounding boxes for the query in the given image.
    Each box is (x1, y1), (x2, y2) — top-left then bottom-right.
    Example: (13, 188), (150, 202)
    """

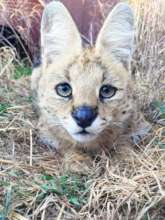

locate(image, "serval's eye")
(99, 84), (117, 100)
(55, 83), (72, 98)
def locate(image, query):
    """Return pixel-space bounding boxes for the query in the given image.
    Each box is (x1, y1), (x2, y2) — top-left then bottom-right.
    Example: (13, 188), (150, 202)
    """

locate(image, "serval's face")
(37, 2), (134, 143)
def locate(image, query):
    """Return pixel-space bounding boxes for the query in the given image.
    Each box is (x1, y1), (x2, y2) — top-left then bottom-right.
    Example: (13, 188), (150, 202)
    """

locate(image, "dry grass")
(0, 1), (165, 220)
(130, 0), (165, 109)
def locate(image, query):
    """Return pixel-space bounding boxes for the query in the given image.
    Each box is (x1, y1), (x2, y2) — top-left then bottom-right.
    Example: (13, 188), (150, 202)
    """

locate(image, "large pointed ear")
(41, 2), (82, 67)
(95, 3), (134, 69)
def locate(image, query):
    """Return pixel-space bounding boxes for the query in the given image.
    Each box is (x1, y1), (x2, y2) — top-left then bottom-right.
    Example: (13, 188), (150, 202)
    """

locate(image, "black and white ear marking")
(95, 3), (134, 68)
(41, 2), (82, 66)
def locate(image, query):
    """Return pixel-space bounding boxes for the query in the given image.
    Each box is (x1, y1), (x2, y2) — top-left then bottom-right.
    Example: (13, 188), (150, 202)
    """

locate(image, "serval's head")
(37, 2), (134, 143)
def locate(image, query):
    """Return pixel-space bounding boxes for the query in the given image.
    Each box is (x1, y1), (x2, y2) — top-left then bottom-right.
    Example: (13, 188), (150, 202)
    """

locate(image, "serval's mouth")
(71, 129), (97, 143)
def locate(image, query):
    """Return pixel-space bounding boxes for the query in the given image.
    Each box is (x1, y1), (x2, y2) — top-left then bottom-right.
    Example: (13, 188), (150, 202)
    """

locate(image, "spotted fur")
(31, 2), (151, 172)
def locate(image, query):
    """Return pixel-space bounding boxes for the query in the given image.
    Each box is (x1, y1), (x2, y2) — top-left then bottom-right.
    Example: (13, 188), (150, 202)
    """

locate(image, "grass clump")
(0, 103), (11, 115)
(153, 101), (165, 120)
(0, 187), (12, 220)
(130, 0), (165, 109)
(37, 175), (89, 208)
(14, 65), (32, 80)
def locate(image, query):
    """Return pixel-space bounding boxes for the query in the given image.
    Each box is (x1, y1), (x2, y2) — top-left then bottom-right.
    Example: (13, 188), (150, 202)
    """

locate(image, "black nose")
(72, 106), (98, 128)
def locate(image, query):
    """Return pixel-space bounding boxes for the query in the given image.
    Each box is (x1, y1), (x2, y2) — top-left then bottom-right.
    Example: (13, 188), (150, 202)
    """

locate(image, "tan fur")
(31, 2), (151, 173)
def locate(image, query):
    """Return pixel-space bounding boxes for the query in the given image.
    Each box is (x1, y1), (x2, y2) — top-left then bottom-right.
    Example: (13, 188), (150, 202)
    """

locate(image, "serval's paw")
(131, 122), (152, 144)
(63, 151), (93, 174)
